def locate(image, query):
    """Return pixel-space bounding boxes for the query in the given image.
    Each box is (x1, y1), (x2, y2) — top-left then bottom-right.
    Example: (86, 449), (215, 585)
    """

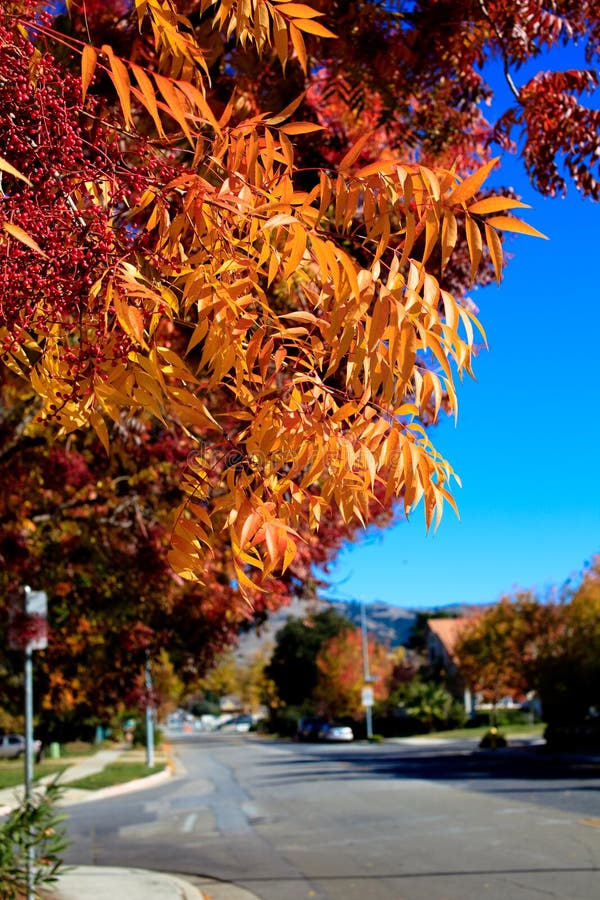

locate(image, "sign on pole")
(8, 587), (48, 651)
(361, 686), (374, 708)
(24, 589), (48, 651)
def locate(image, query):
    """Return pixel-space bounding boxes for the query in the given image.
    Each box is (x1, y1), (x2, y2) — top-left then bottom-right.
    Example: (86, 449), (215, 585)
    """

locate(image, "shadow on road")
(256, 742), (600, 795)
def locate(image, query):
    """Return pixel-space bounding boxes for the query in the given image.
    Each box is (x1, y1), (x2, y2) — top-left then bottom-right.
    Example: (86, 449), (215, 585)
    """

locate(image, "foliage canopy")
(1, 0), (587, 594)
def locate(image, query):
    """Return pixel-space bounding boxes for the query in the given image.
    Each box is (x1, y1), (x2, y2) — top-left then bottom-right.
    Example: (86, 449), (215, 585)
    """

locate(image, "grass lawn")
(0, 761), (69, 791)
(67, 761), (165, 791)
(418, 722), (546, 741)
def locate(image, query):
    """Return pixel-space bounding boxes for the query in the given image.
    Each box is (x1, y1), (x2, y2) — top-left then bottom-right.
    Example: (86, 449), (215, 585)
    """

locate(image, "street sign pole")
(145, 657), (154, 768)
(360, 601), (374, 740)
(24, 643), (34, 900)
(19, 585), (48, 900)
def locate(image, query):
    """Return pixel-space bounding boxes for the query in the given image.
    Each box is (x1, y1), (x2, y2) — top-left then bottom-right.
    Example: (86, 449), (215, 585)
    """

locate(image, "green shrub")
(0, 780), (69, 899)
(132, 719), (163, 748)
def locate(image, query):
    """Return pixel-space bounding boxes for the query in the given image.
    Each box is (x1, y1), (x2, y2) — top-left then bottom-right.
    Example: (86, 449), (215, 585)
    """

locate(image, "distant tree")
(455, 594), (555, 724)
(536, 559), (600, 733)
(314, 628), (391, 719)
(266, 609), (352, 708)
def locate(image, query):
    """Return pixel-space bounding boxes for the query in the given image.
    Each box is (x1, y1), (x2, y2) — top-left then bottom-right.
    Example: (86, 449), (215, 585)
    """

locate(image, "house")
(426, 617), (476, 716)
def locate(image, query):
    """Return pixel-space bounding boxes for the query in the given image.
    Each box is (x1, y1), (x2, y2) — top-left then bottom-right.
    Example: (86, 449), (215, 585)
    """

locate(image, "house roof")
(426, 617), (473, 663)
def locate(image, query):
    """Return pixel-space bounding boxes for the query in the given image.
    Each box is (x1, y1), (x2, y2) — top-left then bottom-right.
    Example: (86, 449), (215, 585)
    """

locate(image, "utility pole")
(360, 600), (374, 740)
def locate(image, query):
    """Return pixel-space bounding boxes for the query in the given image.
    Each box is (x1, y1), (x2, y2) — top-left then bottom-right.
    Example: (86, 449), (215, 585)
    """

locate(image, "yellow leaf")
(465, 215), (482, 283)
(102, 45), (132, 128)
(265, 93), (306, 126)
(131, 63), (165, 137)
(484, 223), (503, 282)
(338, 132), (373, 173)
(468, 196), (531, 215)
(154, 74), (193, 143)
(2, 222), (47, 258)
(441, 210), (457, 272)
(484, 215), (548, 240)
(398, 320), (416, 386)
(0, 157), (31, 187)
(448, 157), (499, 205)
(81, 45), (97, 103)
(89, 411), (110, 454)
(289, 23), (307, 72)
(292, 18), (337, 37)
(272, 11), (289, 68)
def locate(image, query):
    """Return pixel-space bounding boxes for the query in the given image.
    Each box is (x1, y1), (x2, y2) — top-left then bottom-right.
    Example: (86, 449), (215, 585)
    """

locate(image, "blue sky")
(321, 45), (600, 610)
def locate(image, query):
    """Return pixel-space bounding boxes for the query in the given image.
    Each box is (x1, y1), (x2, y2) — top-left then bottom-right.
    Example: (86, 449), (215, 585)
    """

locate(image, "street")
(63, 733), (600, 899)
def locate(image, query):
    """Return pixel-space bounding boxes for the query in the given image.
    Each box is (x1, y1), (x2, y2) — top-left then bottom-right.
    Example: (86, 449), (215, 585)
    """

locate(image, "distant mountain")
(234, 597), (420, 664)
(328, 599), (417, 647)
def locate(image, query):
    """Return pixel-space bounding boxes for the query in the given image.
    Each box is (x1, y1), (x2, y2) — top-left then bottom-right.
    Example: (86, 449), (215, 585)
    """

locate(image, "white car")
(317, 723), (354, 742)
(0, 734), (42, 759)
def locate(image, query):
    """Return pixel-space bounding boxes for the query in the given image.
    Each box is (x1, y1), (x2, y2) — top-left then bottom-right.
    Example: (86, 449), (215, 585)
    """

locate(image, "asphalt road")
(63, 733), (600, 900)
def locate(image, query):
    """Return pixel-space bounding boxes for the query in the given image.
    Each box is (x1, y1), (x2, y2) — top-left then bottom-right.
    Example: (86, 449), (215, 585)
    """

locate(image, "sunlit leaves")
(0, 3), (547, 593)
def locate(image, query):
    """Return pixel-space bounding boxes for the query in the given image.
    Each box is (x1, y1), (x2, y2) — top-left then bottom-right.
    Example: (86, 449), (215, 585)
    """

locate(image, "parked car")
(0, 734), (42, 760)
(297, 716), (328, 741)
(317, 723), (354, 742)
(215, 714), (253, 733)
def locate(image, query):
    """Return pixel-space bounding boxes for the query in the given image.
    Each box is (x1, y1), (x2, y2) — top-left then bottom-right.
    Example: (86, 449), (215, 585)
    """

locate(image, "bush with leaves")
(0, 780), (68, 899)
(403, 679), (466, 733)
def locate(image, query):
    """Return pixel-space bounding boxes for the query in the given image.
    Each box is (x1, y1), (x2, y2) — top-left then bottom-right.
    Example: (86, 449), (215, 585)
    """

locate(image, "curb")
(58, 765), (173, 805)
(0, 765), (174, 815)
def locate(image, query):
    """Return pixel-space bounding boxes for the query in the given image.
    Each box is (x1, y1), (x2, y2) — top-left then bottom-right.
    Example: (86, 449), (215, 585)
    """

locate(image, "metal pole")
(360, 601), (373, 740)
(24, 644), (34, 900)
(145, 657), (154, 768)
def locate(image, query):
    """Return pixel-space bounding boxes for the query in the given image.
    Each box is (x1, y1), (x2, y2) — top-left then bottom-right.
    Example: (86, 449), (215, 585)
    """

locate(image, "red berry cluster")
(0, 18), (178, 411)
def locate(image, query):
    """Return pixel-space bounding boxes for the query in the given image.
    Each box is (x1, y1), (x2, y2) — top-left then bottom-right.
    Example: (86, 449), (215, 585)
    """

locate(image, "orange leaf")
(81, 45), (97, 103)
(468, 196), (531, 215)
(484, 215), (548, 240)
(0, 156), (31, 187)
(265, 93), (306, 126)
(292, 18), (337, 37)
(102, 45), (132, 128)
(131, 63), (165, 137)
(448, 157), (499, 205)
(289, 23), (307, 72)
(484, 223), (503, 282)
(465, 216), (482, 283)
(338, 132), (373, 173)
(274, 3), (324, 17)
(2, 222), (47, 257)
(279, 122), (325, 135)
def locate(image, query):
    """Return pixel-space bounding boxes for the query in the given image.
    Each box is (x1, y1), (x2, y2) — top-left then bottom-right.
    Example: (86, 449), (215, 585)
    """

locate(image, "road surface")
(63, 733), (600, 899)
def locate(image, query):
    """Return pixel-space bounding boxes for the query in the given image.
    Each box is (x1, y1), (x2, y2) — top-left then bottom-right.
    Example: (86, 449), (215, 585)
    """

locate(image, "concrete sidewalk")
(53, 866), (205, 899)
(53, 866), (261, 899)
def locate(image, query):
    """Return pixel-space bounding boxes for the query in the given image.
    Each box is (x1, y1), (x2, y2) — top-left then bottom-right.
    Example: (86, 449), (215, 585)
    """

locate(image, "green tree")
(266, 609), (352, 708)
(404, 680), (460, 733)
